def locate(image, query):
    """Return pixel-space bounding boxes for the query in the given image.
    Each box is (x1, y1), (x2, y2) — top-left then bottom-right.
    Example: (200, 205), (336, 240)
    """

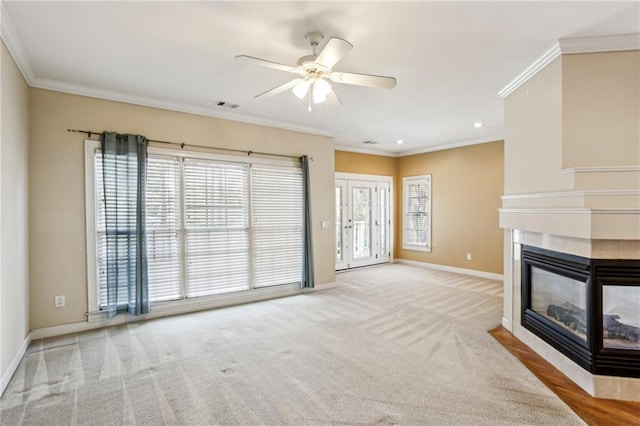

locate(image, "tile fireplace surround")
(506, 230), (640, 401)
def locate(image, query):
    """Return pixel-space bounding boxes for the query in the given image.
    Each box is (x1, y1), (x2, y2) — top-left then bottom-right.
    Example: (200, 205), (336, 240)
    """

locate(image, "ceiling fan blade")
(235, 55), (299, 74)
(324, 87), (342, 107)
(255, 79), (303, 99)
(329, 72), (397, 89)
(315, 38), (353, 69)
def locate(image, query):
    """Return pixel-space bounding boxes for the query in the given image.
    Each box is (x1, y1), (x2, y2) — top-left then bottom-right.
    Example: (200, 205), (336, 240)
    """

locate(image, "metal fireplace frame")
(521, 245), (640, 378)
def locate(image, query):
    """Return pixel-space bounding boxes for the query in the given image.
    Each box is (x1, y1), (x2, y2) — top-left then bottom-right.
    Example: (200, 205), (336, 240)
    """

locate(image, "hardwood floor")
(490, 326), (640, 425)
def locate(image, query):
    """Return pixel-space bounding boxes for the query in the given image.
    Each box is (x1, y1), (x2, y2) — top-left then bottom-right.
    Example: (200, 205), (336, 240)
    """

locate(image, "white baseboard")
(1, 331), (31, 397)
(501, 317), (512, 331)
(31, 321), (107, 341)
(395, 259), (504, 281)
(303, 281), (337, 293)
(32, 282), (338, 340)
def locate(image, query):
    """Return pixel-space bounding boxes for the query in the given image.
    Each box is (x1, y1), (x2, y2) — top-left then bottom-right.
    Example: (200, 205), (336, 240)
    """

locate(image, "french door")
(335, 174), (392, 270)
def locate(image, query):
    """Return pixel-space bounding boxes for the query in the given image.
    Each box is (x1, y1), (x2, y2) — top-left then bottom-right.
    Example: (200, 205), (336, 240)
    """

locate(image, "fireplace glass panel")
(530, 266), (587, 342)
(603, 286), (640, 350)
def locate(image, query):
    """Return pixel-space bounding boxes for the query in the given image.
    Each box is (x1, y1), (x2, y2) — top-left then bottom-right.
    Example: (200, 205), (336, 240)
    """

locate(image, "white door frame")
(335, 179), (348, 271)
(335, 173), (393, 270)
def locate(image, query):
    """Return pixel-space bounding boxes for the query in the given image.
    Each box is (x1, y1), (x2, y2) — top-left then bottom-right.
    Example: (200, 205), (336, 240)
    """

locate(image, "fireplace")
(522, 246), (640, 378)
(498, 38), (640, 400)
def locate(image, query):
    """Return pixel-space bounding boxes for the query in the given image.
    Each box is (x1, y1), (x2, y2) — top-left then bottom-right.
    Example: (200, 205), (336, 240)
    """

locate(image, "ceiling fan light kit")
(312, 79), (331, 102)
(292, 80), (310, 99)
(235, 31), (397, 110)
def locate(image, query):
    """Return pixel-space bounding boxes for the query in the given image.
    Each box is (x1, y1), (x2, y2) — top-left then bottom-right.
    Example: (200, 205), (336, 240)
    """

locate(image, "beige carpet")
(1, 264), (583, 425)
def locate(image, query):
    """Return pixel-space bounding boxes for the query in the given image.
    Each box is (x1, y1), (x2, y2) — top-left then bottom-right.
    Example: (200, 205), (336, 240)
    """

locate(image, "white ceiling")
(2, 1), (639, 155)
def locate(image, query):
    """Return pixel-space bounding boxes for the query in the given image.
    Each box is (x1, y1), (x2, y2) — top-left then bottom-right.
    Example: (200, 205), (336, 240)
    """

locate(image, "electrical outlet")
(54, 295), (65, 308)
(466, 253), (472, 261)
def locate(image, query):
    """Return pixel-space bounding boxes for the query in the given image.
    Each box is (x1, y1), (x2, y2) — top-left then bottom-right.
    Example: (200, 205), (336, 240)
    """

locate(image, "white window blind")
(95, 153), (182, 308)
(90, 143), (305, 314)
(145, 155), (182, 302)
(251, 166), (303, 288)
(403, 175), (431, 250)
(183, 159), (250, 297)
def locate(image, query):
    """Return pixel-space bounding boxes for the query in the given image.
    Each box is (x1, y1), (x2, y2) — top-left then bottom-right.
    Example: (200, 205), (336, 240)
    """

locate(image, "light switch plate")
(321, 221), (331, 230)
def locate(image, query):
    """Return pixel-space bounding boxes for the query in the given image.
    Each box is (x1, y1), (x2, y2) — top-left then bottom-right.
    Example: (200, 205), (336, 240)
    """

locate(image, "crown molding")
(334, 145), (399, 157)
(335, 135), (505, 158)
(0, 2), (35, 83)
(398, 135), (504, 157)
(502, 189), (640, 200)
(30, 77), (335, 139)
(499, 33), (640, 99)
(559, 34), (640, 54)
(499, 43), (561, 98)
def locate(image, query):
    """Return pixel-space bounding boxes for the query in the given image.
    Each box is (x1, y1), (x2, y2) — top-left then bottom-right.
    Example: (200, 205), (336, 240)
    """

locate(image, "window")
(183, 159), (250, 297)
(87, 141), (303, 315)
(251, 166), (303, 288)
(402, 175), (431, 251)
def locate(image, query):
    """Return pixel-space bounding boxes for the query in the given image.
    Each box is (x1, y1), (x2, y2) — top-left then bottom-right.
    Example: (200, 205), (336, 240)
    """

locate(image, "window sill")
(87, 283), (301, 322)
(402, 245), (432, 253)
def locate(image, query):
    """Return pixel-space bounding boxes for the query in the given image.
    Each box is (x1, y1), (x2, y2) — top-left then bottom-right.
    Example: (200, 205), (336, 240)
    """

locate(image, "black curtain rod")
(67, 129), (311, 161)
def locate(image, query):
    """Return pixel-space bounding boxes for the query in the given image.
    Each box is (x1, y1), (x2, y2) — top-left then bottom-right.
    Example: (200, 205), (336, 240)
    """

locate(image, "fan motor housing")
(297, 55), (330, 74)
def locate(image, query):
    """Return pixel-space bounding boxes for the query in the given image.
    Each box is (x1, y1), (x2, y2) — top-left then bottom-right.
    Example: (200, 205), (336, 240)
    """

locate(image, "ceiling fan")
(235, 31), (397, 111)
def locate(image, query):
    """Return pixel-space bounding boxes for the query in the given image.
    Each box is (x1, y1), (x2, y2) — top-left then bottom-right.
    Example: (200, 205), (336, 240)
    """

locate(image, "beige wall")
(396, 141), (504, 274)
(1, 42), (30, 383)
(335, 150), (397, 177)
(29, 88), (335, 329)
(504, 58), (572, 195)
(335, 146), (504, 275)
(562, 51), (640, 168)
(501, 50), (640, 239)
(504, 51), (640, 196)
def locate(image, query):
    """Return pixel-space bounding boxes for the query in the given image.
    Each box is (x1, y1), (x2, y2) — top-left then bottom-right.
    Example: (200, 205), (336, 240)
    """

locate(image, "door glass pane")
(352, 187), (371, 259)
(380, 187), (387, 255)
(336, 186), (343, 261)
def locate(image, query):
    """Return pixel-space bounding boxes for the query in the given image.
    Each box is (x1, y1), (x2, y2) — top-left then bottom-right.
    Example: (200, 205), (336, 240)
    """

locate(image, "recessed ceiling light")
(397, 139), (404, 144)
(473, 121), (484, 128)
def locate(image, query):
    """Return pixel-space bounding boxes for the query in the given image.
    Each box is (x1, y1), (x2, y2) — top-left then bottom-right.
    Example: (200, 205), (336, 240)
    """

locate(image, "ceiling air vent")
(363, 140), (379, 145)
(216, 101), (240, 109)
